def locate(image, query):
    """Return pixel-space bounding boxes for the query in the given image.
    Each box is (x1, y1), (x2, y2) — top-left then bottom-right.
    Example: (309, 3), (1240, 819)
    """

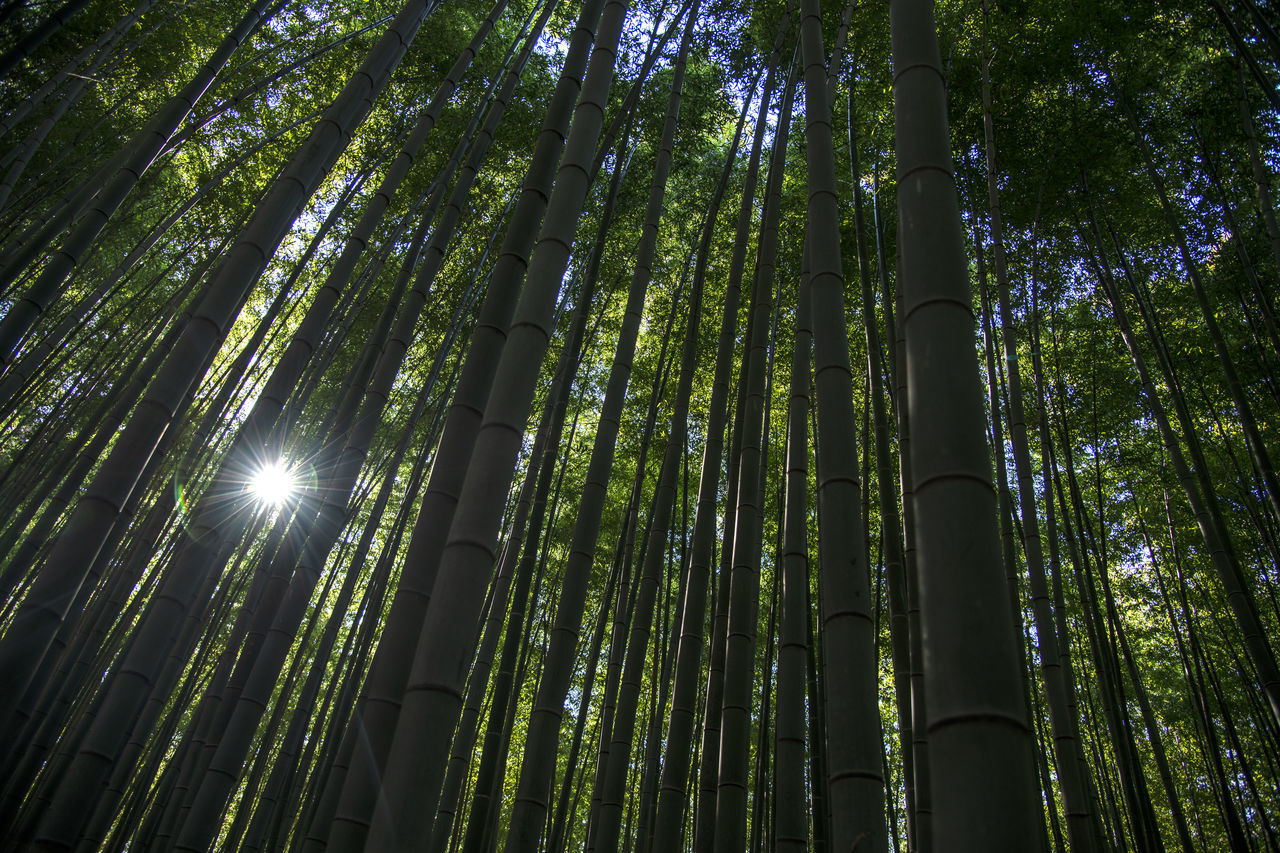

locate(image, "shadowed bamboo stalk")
(0, 0), (146, 216)
(0, 179), (349, 808)
(889, 0), (1040, 845)
(0, 0), (94, 83)
(310, 2), (610, 848)
(236, 361), (446, 852)
(463, 130), (628, 853)
(3, 3), (450, 848)
(0, 104), (322, 416)
(1080, 186), (1280, 743)
(977, 6), (1100, 847)
(1191, 124), (1280, 365)
(1237, 61), (1280, 277)
(360, 0), (633, 847)
(0, 0), (152, 142)
(1118, 84), (1280, 576)
(848, 76), (918, 852)
(0, 0), (280, 358)
(800, 0), (886, 846)
(711, 49), (795, 853)
(170, 25), (537, 843)
(773, 262), (811, 853)
(590, 12), (700, 850)
(647, 76), (754, 850)
(0, 0), (447, 752)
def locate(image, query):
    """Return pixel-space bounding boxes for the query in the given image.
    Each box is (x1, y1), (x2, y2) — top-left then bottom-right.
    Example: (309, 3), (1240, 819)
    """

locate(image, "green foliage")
(2, 0), (1279, 848)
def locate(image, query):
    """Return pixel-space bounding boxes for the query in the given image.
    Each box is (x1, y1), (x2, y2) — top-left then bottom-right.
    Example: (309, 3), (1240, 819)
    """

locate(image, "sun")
(249, 461), (297, 507)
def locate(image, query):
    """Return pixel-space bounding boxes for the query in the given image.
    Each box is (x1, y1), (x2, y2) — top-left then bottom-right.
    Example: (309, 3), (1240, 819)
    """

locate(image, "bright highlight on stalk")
(249, 462), (296, 507)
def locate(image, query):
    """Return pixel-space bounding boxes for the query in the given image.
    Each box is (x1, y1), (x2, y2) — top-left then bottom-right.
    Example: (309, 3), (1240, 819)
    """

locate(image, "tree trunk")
(362, 0), (633, 845)
(802, 0), (886, 846)
(889, 0), (1040, 845)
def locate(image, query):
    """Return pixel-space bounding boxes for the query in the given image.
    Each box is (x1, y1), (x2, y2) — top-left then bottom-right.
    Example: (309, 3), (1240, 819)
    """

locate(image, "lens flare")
(249, 462), (296, 506)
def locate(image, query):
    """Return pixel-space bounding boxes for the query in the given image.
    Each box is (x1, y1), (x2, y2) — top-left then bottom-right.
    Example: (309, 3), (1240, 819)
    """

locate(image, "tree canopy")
(0, 0), (1278, 849)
